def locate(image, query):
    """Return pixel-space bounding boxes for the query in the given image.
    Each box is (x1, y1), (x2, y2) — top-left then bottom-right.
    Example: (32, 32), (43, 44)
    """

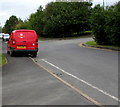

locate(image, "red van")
(7, 30), (38, 57)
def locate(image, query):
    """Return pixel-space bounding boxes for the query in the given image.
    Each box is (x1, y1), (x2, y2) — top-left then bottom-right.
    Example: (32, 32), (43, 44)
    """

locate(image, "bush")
(43, 2), (92, 38)
(28, 2), (92, 38)
(90, 2), (120, 46)
(90, 5), (111, 45)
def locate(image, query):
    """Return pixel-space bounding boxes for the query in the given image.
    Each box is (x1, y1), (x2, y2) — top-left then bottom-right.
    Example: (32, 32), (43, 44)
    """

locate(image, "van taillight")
(36, 39), (38, 45)
(12, 40), (16, 45)
(32, 43), (35, 46)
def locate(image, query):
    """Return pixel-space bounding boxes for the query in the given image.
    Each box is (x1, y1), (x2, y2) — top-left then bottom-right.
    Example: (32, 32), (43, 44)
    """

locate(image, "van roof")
(12, 30), (36, 33)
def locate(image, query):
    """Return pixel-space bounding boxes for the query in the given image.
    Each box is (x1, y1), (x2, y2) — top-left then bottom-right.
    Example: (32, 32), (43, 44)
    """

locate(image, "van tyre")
(7, 50), (10, 54)
(10, 50), (15, 57)
(32, 52), (37, 58)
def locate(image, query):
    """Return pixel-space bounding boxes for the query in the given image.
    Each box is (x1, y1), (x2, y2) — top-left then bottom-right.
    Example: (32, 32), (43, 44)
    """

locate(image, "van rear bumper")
(11, 48), (38, 53)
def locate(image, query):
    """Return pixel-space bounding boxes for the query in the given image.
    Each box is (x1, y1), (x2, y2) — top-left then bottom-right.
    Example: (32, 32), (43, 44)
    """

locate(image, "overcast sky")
(0, 0), (119, 27)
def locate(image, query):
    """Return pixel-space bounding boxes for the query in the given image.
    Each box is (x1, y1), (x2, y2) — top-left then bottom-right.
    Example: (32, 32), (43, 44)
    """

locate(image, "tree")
(26, 2), (92, 38)
(15, 18), (29, 30)
(104, 5), (120, 46)
(42, 2), (92, 38)
(0, 26), (2, 33)
(90, 5), (110, 45)
(3, 15), (19, 34)
(28, 6), (44, 36)
(55, 0), (92, 2)
(90, 2), (120, 46)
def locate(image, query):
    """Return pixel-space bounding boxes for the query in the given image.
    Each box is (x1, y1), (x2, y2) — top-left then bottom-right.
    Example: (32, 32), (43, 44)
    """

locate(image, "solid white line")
(41, 59), (120, 102)
(31, 58), (104, 106)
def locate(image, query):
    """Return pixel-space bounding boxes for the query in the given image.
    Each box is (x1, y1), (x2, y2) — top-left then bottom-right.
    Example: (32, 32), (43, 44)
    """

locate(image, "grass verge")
(86, 41), (120, 50)
(0, 53), (7, 66)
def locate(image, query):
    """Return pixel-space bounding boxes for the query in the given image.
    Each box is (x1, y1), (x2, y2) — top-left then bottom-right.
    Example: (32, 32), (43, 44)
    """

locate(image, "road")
(2, 38), (119, 106)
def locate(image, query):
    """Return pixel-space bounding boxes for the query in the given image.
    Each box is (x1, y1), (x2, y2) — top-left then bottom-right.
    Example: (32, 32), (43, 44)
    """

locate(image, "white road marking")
(31, 57), (104, 107)
(41, 58), (120, 102)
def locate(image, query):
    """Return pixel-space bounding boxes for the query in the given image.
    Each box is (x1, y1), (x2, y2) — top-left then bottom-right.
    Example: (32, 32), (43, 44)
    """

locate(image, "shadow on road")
(7, 53), (33, 58)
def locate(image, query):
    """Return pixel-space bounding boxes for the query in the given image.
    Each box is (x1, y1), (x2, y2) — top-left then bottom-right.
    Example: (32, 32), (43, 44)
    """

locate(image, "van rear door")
(25, 31), (37, 49)
(14, 31), (37, 50)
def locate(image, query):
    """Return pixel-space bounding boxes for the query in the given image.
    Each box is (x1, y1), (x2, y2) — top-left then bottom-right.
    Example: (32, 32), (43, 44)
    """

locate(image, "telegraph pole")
(103, 0), (105, 9)
(0, 23), (2, 33)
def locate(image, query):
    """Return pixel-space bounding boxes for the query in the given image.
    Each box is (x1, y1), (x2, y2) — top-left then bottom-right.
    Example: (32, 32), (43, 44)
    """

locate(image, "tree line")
(2, 1), (120, 46)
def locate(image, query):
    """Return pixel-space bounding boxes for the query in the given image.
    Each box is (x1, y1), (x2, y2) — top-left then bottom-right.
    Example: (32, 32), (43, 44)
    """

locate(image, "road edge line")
(41, 59), (119, 103)
(79, 43), (118, 52)
(30, 57), (104, 107)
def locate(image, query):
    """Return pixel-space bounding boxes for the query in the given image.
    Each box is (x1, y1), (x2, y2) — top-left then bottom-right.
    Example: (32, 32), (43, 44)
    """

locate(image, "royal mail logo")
(19, 34), (24, 38)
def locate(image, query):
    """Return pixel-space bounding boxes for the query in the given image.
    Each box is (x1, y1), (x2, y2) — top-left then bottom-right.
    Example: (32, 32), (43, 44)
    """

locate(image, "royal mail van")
(7, 30), (38, 57)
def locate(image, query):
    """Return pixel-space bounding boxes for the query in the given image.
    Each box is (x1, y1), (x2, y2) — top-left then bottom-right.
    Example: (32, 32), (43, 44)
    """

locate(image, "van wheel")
(10, 50), (14, 57)
(32, 52), (37, 58)
(7, 50), (10, 54)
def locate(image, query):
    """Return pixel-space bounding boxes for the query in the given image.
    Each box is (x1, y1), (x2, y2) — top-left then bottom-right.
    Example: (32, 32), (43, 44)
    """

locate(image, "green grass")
(84, 31), (92, 33)
(86, 41), (120, 50)
(0, 54), (7, 66)
(86, 41), (97, 45)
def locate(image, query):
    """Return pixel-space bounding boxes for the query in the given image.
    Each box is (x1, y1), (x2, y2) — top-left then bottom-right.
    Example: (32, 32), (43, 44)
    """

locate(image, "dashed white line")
(41, 58), (120, 102)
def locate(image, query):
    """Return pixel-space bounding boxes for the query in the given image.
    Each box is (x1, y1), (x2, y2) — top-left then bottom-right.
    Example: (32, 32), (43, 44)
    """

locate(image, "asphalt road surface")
(2, 38), (119, 106)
